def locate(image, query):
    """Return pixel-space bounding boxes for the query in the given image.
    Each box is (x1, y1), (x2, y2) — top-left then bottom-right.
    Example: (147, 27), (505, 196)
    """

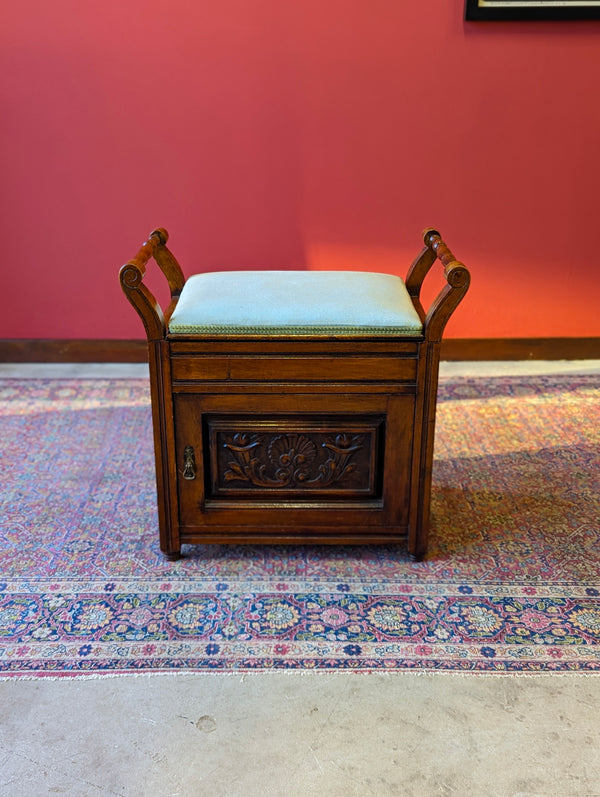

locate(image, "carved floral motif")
(221, 432), (366, 489)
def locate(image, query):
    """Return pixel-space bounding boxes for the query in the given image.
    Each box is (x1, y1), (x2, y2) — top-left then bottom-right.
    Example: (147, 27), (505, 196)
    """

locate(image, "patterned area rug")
(1, 375), (599, 677)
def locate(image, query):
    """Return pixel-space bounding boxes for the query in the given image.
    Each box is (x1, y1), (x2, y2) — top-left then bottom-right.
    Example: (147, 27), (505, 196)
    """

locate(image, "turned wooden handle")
(123, 228), (169, 277)
(423, 228), (470, 289)
(423, 228), (457, 268)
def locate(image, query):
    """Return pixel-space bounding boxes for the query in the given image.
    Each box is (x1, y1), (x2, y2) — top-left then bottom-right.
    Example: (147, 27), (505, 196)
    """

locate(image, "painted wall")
(2, 0), (600, 340)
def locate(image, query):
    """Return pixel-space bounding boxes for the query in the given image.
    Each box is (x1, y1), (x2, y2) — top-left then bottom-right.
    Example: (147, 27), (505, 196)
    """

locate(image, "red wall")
(2, 0), (600, 340)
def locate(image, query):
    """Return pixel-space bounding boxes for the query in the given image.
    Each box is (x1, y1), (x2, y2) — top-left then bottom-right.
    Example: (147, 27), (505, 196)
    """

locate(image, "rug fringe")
(3, 669), (600, 683)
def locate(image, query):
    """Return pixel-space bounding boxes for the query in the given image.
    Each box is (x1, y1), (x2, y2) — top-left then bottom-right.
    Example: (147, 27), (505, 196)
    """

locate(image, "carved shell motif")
(268, 435), (317, 484)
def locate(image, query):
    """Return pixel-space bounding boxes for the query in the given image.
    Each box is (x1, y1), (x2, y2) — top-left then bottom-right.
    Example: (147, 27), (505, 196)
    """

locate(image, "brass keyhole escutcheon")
(183, 446), (196, 480)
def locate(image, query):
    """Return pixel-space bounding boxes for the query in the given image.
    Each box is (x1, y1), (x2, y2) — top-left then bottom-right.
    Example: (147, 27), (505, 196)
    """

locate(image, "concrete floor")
(2, 673), (600, 797)
(2, 361), (600, 797)
(1, 360), (600, 379)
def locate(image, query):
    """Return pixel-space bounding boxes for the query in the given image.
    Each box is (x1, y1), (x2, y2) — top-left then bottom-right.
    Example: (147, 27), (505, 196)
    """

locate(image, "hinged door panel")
(173, 392), (415, 530)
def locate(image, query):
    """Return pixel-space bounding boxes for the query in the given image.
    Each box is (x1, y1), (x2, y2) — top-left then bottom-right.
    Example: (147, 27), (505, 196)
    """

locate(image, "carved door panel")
(205, 417), (384, 499)
(173, 392), (415, 529)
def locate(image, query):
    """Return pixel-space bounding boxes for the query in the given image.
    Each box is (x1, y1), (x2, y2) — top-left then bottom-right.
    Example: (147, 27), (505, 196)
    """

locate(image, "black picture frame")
(465, 0), (600, 20)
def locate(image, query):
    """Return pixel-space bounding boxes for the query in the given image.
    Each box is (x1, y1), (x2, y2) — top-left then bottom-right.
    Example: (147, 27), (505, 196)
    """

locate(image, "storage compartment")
(173, 392), (415, 532)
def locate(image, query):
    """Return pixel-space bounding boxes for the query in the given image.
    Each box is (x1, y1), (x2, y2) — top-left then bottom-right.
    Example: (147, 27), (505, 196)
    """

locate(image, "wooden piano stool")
(119, 228), (470, 561)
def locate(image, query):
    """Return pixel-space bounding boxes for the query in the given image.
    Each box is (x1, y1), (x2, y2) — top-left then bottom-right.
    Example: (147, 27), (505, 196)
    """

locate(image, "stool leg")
(410, 342), (442, 561)
(148, 341), (182, 562)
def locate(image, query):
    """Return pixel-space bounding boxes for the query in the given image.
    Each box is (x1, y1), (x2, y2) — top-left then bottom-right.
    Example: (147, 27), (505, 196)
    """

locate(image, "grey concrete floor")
(1, 360), (600, 379)
(2, 361), (600, 797)
(2, 673), (600, 797)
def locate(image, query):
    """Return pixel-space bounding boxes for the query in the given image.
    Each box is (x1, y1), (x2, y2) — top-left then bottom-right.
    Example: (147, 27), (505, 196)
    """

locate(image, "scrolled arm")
(119, 228), (185, 342)
(406, 228), (471, 342)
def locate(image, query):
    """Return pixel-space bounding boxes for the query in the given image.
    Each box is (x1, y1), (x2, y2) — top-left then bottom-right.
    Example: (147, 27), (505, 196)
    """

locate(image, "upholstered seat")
(168, 271), (423, 336)
(120, 227), (470, 561)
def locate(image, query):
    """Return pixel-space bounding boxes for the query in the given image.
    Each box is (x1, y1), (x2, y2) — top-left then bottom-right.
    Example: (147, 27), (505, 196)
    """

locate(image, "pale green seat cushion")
(168, 271), (423, 336)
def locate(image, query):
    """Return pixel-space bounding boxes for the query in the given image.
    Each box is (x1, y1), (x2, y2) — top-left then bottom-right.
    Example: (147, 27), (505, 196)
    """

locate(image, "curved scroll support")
(404, 241), (437, 322)
(119, 227), (186, 342)
(119, 261), (166, 342)
(149, 227), (186, 315)
(421, 228), (471, 342)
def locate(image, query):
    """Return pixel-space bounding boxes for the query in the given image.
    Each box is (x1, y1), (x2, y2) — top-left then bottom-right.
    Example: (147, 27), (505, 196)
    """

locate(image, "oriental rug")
(1, 375), (599, 677)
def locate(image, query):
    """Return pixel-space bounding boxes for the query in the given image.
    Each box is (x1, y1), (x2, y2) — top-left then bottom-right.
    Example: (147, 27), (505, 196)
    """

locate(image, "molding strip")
(441, 338), (600, 361)
(0, 340), (148, 363)
(0, 338), (599, 363)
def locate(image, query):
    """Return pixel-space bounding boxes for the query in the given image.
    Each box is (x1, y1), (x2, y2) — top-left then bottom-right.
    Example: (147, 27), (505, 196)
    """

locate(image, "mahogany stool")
(119, 228), (470, 560)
